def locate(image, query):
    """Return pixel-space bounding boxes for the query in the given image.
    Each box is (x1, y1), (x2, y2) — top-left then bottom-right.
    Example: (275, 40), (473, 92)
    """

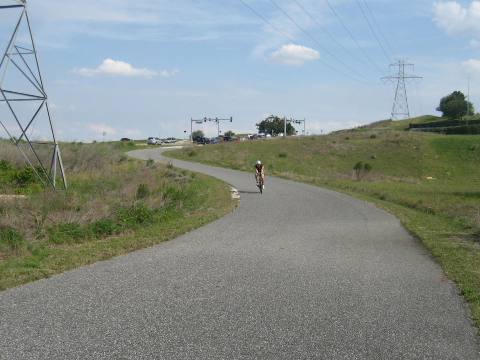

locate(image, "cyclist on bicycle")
(255, 160), (265, 189)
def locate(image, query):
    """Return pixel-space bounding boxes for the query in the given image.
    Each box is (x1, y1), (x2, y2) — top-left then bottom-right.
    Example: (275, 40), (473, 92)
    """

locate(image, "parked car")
(147, 137), (161, 145)
(194, 137), (210, 145)
(163, 137), (177, 144)
(120, 137), (132, 142)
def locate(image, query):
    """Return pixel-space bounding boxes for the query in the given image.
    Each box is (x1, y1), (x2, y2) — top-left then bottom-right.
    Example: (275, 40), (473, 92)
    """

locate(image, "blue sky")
(0, 0), (479, 140)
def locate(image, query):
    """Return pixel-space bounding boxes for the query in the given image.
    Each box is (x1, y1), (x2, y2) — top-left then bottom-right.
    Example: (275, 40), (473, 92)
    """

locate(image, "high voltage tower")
(0, 0), (67, 189)
(382, 60), (422, 120)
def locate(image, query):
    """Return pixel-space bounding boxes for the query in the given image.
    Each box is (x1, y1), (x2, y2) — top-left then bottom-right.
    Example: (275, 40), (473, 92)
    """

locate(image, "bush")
(0, 226), (25, 252)
(48, 222), (87, 244)
(0, 160), (13, 171)
(136, 183), (150, 199)
(91, 219), (118, 237)
(117, 204), (155, 226)
(164, 185), (186, 202)
(370, 134), (377, 139)
(146, 159), (155, 167)
(444, 125), (480, 135)
(13, 166), (37, 187)
(278, 152), (288, 158)
(353, 161), (372, 181)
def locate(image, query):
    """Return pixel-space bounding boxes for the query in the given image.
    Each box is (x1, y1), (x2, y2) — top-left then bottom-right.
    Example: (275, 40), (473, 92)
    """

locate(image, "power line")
(355, 0), (390, 63)
(238, 0), (369, 84)
(293, 0), (378, 74)
(361, 0), (395, 55)
(324, 0), (384, 74)
(238, 0), (296, 41)
(267, 0), (369, 83)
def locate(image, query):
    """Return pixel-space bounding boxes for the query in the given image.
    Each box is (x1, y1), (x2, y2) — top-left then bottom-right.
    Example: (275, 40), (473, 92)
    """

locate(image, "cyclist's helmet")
(256, 160), (262, 165)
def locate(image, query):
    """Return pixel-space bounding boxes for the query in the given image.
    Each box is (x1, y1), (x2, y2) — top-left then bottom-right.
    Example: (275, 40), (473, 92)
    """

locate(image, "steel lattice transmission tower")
(0, 0), (67, 189)
(382, 60), (422, 120)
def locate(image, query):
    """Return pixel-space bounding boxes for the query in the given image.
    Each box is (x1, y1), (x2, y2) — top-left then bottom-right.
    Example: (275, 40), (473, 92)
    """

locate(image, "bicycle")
(256, 174), (264, 194)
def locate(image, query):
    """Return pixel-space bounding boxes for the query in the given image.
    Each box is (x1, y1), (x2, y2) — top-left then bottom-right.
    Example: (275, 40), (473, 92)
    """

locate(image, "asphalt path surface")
(1, 147), (478, 359)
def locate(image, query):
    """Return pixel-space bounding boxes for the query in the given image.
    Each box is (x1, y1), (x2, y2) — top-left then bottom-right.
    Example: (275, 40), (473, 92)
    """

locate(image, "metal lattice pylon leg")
(0, 0), (67, 189)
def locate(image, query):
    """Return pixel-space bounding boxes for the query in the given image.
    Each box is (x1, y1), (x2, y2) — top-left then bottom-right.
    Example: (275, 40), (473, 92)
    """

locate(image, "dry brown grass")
(0, 140), (192, 245)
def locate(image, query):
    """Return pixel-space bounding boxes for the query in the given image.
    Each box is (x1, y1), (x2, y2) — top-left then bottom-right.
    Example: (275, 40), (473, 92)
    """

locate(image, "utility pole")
(190, 118), (204, 142)
(382, 60), (422, 120)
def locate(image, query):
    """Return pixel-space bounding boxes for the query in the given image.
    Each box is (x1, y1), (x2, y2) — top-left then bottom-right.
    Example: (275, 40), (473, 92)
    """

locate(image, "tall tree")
(437, 91), (474, 119)
(192, 130), (204, 141)
(256, 115), (296, 136)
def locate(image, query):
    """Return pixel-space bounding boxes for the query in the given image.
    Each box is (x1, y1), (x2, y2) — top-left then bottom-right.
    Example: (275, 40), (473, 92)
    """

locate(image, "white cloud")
(270, 44), (320, 66)
(159, 69), (180, 78)
(88, 123), (117, 136)
(75, 58), (165, 78)
(433, 1), (480, 36)
(462, 59), (480, 76)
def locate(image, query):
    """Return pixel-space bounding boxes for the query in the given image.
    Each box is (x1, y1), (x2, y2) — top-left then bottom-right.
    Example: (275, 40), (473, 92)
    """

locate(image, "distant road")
(0, 147), (478, 359)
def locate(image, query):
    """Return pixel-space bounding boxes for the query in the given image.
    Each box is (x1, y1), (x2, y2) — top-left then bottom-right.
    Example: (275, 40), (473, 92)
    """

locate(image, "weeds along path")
(0, 147), (478, 359)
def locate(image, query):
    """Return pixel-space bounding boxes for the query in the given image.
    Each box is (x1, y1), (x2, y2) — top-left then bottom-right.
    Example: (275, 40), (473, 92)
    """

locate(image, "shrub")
(353, 161), (372, 181)
(146, 159), (155, 167)
(370, 134), (377, 139)
(0, 160), (12, 171)
(48, 222), (86, 244)
(91, 219), (118, 237)
(278, 152), (288, 158)
(0, 226), (25, 252)
(136, 183), (150, 199)
(117, 204), (154, 226)
(164, 185), (186, 202)
(13, 166), (37, 187)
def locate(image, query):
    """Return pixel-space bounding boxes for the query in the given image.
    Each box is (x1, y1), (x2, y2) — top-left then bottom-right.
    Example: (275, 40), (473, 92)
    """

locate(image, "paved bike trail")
(0, 147), (478, 359)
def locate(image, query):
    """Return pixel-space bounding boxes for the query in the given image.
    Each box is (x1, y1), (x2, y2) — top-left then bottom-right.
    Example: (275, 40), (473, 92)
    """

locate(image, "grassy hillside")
(0, 141), (235, 290)
(169, 125), (480, 327)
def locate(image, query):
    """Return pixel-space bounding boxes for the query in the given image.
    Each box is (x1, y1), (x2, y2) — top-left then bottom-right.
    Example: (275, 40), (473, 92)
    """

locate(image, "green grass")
(0, 141), (235, 290)
(168, 125), (480, 327)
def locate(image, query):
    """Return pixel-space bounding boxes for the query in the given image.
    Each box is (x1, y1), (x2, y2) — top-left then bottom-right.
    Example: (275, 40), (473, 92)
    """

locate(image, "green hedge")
(409, 119), (480, 129)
